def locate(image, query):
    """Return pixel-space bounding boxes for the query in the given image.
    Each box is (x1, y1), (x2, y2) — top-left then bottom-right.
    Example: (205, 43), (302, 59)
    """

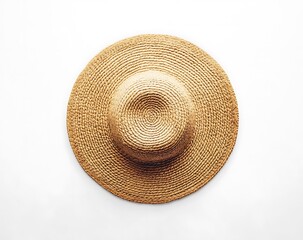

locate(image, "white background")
(1, 0), (303, 239)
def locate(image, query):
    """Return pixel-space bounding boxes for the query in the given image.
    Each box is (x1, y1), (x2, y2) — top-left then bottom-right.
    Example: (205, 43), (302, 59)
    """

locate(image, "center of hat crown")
(108, 70), (195, 163)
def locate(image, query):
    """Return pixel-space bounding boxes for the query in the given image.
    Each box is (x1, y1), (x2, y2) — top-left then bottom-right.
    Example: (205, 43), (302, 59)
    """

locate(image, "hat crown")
(108, 70), (195, 163)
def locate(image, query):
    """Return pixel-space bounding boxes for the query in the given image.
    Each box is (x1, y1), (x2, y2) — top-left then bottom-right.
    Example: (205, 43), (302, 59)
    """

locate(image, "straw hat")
(67, 34), (238, 204)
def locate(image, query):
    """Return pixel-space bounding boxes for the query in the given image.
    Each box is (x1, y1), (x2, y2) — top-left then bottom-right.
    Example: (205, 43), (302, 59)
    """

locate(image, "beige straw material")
(67, 34), (239, 204)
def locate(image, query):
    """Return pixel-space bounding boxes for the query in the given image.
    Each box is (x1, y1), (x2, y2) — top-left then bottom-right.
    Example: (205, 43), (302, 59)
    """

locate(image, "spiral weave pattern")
(67, 35), (239, 204)
(109, 70), (195, 163)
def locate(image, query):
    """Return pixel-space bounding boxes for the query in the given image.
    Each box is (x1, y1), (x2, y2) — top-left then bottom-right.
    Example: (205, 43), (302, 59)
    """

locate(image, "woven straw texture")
(67, 34), (239, 204)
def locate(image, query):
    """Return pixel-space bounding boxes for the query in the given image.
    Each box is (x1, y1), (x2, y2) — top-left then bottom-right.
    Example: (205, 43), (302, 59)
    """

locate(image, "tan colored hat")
(67, 34), (238, 204)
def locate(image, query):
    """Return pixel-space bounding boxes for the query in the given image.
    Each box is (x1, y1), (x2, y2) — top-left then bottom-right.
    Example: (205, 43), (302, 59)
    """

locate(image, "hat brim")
(67, 34), (239, 204)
